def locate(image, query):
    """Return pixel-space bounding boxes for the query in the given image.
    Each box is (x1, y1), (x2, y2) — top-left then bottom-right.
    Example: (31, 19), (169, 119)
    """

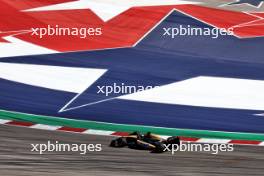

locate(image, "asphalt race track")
(0, 124), (263, 176)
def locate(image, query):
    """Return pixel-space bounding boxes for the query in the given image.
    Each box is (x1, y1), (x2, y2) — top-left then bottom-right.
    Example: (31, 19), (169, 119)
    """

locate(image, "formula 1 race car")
(110, 132), (180, 153)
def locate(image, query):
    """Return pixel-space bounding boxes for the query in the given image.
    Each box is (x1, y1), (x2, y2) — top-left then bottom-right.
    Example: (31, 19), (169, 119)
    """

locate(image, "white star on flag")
(255, 113), (264, 116)
(24, 0), (200, 22)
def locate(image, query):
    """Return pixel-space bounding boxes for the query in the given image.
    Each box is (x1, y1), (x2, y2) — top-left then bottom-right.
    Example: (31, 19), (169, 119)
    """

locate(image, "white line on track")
(83, 129), (115, 136)
(197, 138), (231, 144)
(259, 142), (264, 146)
(0, 119), (11, 124)
(30, 124), (61, 131)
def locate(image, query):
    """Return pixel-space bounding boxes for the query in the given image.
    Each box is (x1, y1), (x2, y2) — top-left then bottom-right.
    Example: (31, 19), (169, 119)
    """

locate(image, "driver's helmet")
(110, 137), (127, 147)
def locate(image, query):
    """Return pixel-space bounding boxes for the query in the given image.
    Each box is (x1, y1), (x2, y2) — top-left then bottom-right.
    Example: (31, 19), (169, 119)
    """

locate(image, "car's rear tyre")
(151, 142), (166, 153)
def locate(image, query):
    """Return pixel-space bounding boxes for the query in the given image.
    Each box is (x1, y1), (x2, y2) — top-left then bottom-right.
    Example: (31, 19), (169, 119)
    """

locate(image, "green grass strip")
(0, 109), (264, 141)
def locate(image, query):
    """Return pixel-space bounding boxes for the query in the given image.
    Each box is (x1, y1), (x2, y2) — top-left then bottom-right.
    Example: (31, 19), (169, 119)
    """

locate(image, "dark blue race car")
(110, 132), (180, 153)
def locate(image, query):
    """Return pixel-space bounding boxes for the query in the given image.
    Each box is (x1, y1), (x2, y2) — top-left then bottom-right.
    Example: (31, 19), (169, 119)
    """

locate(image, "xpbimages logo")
(97, 83), (159, 96)
(31, 25), (102, 38)
(164, 141), (234, 155)
(31, 141), (102, 155)
(163, 25), (234, 39)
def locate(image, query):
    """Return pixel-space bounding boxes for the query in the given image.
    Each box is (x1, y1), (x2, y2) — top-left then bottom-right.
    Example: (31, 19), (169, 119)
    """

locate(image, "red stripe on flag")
(58, 126), (87, 133)
(7, 121), (34, 127)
